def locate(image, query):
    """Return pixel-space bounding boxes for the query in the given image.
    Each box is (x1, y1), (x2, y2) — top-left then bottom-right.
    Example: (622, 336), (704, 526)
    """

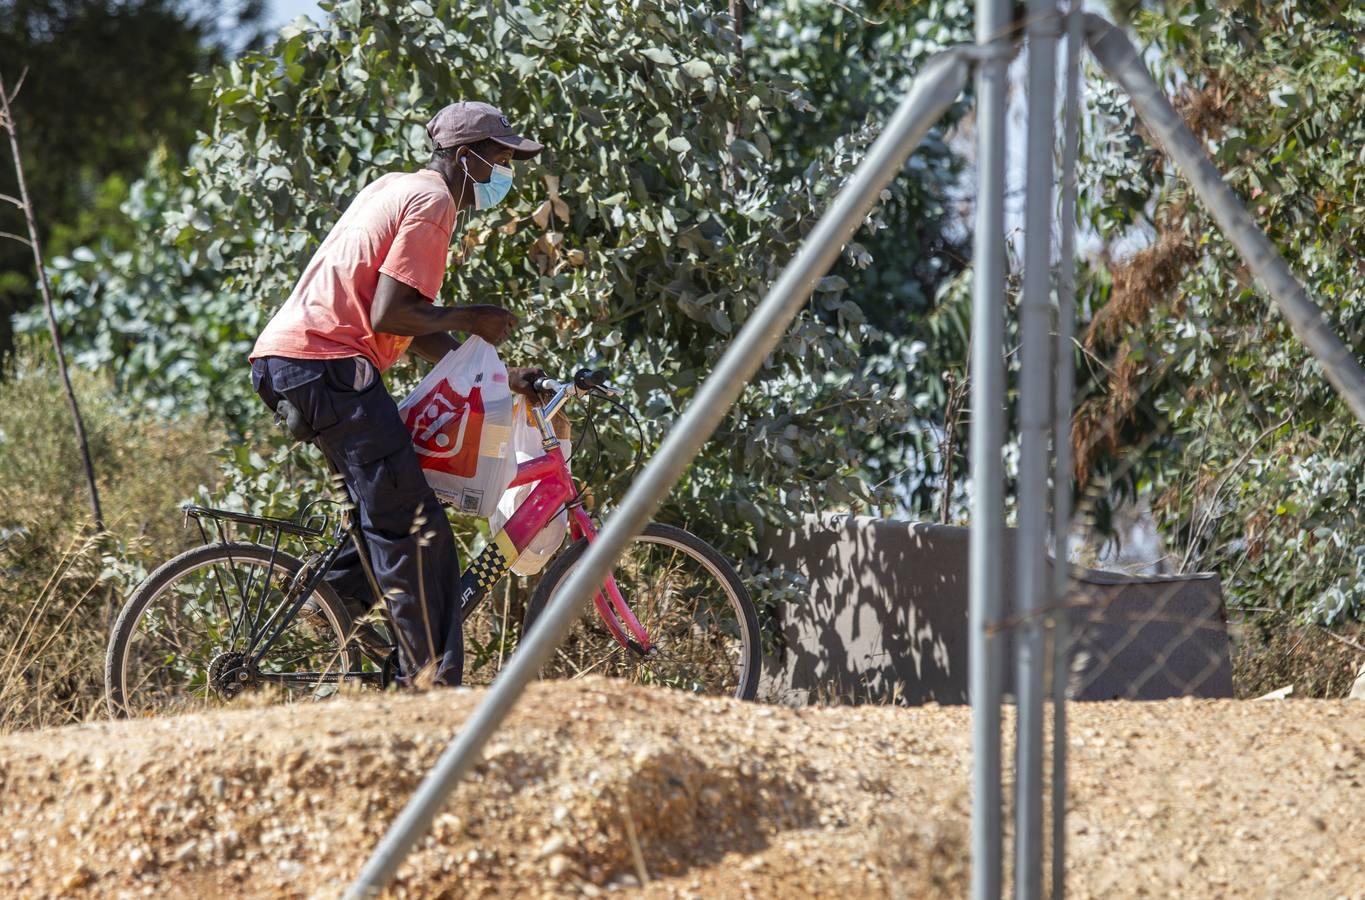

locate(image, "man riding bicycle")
(248, 100), (545, 688)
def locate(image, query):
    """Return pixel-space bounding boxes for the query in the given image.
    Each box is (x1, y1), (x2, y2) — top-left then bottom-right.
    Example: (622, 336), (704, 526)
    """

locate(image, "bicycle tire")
(106, 542), (360, 719)
(524, 523), (761, 700)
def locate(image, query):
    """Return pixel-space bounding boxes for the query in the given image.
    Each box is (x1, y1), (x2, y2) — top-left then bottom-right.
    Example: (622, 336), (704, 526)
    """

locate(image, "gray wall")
(759, 516), (1233, 705)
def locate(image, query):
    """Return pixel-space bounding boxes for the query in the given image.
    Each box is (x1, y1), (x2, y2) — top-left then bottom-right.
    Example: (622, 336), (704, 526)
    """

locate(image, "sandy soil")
(0, 680), (1360, 898)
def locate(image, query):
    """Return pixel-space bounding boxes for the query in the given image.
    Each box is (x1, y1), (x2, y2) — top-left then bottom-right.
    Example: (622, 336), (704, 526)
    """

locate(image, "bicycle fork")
(457, 499), (655, 657)
(568, 506), (655, 656)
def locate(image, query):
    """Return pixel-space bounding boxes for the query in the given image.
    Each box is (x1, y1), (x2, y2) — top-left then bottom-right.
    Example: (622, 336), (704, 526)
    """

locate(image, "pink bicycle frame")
(490, 443), (653, 652)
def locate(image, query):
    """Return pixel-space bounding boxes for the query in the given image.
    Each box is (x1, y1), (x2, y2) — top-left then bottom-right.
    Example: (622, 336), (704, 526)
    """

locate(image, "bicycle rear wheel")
(105, 542), (361, 718)
(524, 523), (760, 700)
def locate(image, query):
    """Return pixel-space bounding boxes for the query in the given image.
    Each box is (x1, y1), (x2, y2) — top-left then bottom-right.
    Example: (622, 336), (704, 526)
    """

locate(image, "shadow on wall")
(759, 515), (1233, 706)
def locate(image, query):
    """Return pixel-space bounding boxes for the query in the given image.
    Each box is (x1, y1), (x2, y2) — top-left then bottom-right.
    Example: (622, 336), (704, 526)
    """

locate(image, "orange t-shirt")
(250, 169), (457, 372)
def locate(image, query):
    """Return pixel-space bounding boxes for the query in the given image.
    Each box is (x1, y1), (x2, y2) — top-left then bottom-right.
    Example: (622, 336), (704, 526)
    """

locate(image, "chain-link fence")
(1064, 574), (1232, 701)
(987, 6), (1365, 898)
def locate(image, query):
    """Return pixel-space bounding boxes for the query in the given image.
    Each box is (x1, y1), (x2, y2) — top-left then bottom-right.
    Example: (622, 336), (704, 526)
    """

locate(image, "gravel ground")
(0, 680), (1360, 898)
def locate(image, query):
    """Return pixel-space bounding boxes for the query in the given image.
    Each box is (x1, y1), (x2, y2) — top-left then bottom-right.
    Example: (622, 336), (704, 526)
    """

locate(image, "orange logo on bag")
(404, 381), (484, 477)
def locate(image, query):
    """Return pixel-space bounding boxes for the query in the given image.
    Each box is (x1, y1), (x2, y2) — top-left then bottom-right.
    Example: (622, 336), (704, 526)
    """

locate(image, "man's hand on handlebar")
(507, 366), (553, 402)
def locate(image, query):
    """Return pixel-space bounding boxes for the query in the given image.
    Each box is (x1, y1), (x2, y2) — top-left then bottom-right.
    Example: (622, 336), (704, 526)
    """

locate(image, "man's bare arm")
(374, 275), (546, 396)
(370, 273), (516, 343)
(409, 332), (461, 364)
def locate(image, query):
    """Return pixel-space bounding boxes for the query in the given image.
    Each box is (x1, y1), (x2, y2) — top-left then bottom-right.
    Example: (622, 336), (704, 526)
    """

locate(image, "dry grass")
(0, 345), (222, 733)
(0, 529), (107, 734)
(1230, 614), (1365, 699)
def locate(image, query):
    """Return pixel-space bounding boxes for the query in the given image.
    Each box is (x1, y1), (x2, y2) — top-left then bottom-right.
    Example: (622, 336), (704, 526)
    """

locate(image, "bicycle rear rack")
(182, 504), (328, 546)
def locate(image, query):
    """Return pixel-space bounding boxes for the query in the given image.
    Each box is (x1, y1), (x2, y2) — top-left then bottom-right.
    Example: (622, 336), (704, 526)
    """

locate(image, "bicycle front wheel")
(524, 523), (760, 700)
(106, 542), (360, 718)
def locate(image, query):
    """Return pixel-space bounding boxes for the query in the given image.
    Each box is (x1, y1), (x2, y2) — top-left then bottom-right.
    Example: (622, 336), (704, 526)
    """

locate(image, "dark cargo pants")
(251, 355), (463, 686)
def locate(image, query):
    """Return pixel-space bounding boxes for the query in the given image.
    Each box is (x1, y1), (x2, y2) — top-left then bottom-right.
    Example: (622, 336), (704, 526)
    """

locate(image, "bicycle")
(104, 367), (761, 718)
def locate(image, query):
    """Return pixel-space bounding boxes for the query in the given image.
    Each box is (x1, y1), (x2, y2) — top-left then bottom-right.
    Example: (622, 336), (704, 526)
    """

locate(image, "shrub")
(0, 342), (222, 732)
(1075, 4), (1365, 624)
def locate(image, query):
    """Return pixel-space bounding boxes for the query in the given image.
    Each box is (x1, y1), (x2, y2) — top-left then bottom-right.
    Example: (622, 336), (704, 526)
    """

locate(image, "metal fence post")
(1017, 2), (1061, 898)
(1083, 13), (1365, 427)
(1049, 6), (1084, 899)
(970, 1), (1011, 898)
(343, 49), (972, 900)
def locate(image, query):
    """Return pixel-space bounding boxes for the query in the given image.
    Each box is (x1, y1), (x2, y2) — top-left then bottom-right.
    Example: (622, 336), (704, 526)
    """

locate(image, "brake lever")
(591, 382), (623, 399)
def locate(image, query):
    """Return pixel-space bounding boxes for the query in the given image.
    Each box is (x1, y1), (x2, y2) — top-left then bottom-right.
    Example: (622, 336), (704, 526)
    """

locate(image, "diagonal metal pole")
(969, 1), (1011, 898)
(343, 48), (972, 900)
(1017, 2), (1060, 898)
(1049, 5), (1084, 899)
(1084, 13), (1365, 427)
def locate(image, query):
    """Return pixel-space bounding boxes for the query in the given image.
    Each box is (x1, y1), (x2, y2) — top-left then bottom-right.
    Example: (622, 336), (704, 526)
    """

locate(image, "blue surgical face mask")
(463, 149), (514, 210)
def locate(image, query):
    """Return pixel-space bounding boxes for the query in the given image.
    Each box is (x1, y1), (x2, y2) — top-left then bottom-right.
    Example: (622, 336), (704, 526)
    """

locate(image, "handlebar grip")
(534, 377), (565, 394)
(574, 368), (609, 390)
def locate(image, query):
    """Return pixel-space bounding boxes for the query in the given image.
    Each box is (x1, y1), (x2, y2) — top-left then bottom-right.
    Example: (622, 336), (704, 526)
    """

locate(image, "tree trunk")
(0, 71), (105, 532)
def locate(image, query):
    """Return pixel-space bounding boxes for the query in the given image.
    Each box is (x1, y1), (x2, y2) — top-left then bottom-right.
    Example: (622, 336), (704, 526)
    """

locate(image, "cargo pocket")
(346, 425), (411, 468)
(331, 378), (413, 467)
(263, 357), (338, 433)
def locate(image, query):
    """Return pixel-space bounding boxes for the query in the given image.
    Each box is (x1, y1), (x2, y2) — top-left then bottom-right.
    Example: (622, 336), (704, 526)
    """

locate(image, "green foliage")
(33, 149), (265, 425)
(751, 0), (971, 327)
(42, 0), (971, 563)
(1076, 3), (1365, 622)
(0, 0), (265, 354)
(749, 0), (974, 513)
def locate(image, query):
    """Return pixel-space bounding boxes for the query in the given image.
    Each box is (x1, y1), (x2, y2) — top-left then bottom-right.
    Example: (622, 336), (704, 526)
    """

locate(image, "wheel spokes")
(118, 552), (355, 717)
(539, 536), (748, 697)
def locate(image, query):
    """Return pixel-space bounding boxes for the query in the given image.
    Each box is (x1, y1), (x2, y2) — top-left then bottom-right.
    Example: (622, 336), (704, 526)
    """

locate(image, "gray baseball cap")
(426, 101), (543, 159)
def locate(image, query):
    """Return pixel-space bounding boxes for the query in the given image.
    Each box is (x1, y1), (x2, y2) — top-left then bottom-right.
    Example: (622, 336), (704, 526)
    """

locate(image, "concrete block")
(759, 515), (1233, 705)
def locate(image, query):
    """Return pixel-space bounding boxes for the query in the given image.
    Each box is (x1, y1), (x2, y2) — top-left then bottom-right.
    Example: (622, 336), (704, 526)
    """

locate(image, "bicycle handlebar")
(530, 367), (622, 427)
(534, 368), (621, 400)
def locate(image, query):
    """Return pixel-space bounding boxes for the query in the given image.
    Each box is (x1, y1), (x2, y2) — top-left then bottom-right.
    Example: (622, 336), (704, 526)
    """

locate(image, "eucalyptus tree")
(1076, 2), (1365, 622)
(46, 0), (971, 562)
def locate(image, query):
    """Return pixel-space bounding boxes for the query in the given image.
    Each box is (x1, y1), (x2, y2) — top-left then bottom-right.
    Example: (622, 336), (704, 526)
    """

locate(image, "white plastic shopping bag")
(397, 337), (515, 518)
(490, 397), (571, 575)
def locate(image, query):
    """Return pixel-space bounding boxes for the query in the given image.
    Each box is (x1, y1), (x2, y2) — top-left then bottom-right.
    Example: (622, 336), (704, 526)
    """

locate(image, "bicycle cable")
(598, 390), (646, 482)
(568, 386), (645, 506)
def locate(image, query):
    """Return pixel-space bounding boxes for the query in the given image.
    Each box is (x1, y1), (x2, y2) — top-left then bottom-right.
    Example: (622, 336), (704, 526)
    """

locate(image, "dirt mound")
(0, 681), (1360, 898)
